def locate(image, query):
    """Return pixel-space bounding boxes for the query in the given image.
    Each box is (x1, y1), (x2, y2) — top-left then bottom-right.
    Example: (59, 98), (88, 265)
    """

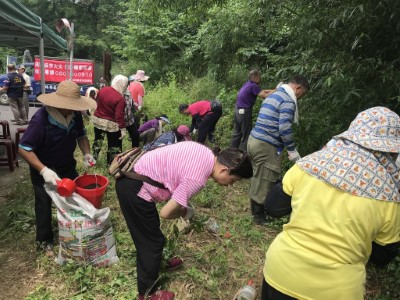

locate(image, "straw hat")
(37, 80), (97, 111)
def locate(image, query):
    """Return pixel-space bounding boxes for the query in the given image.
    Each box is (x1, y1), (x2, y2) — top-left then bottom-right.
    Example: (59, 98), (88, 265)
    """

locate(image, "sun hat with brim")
(334, 106), (400, 153)
(160, 116), (171, 124)
(37, 80), (97, 111)
(133, 70), (149, 82)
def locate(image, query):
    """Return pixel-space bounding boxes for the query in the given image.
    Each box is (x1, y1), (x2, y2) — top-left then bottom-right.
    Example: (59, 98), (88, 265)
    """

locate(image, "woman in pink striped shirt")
(115, 141), (252, 300)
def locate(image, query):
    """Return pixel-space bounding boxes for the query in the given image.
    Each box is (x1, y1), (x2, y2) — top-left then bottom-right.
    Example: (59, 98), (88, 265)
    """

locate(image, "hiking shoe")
(138, 290), (175, 300)
(165, 257), (183, 271)
(253, 215), (267, 225)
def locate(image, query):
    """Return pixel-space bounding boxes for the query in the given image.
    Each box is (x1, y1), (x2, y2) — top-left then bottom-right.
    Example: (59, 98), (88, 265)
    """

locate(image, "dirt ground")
(0, 161), (39, 300)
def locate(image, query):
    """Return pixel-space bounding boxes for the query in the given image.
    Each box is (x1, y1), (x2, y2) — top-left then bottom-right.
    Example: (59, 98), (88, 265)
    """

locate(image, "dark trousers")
(230, 108), (253, 151)
(30, 161), (78, 243)
(197, 110), (222, 144)
(92, 127), (122, 165)
(126, 122), (140, 148)
(261, 278), (297, 300)
(115, 177), (165, 296)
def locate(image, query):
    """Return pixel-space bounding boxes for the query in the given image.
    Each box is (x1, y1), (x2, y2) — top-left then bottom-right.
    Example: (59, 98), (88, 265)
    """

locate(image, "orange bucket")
(74, 174), (109, 208)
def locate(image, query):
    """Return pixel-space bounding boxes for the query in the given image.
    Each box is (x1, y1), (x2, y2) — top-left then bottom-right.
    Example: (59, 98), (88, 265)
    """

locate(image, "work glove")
(138, 105), (142, 111)
(40, 166), (61, 185)
(287, 149), (301, 162)
(192, 129), (198, 135)
(119, 128), (127, 140)
(83, 153), (96, 167)
(183, 203), (195, 220)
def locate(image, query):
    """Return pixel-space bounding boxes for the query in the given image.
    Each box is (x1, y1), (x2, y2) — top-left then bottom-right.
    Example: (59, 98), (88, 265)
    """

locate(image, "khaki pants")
(247, 135), (282, 204)
(139, 128), (158, 144)
(9, 96), (26, 122)
(23, 91), (29, 120)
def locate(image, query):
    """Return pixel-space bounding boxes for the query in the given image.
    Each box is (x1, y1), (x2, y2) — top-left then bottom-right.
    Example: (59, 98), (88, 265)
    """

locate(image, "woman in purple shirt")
(138, 114), (170, 144)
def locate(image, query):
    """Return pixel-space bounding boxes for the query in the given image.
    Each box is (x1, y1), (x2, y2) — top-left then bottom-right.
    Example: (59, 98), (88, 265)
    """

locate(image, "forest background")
(0, 0), (400, 299)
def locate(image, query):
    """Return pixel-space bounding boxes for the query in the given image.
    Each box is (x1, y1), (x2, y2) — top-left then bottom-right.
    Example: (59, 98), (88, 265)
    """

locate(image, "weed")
(1, 75), (399, 300)
(25, 285), (53, 300)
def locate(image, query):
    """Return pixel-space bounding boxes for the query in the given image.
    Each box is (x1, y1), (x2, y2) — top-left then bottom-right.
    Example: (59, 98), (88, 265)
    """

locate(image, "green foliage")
(3, 0), (400, 298)
(186, 76), (223, 101)
(20, 0), (124, 60)
(0, 178), (35, 237)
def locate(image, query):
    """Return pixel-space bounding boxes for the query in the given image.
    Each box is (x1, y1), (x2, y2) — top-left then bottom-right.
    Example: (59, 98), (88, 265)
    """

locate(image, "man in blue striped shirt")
(247, 75), (309, 225)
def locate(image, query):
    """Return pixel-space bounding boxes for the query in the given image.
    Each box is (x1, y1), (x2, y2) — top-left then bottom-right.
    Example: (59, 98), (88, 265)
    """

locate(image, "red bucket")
(74, 174), (109, 208)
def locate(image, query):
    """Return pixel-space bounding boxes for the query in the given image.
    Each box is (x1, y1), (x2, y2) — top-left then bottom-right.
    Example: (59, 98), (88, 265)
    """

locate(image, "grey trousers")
(8, 96), (26, 122)
(230, 108), (253, 151)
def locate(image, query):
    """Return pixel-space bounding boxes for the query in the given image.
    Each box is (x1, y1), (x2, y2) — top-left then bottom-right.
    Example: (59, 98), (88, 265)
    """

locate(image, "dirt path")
(0, 161), (39, 300)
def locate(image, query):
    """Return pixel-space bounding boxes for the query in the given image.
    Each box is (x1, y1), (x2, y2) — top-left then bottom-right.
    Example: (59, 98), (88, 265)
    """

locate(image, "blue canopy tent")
(0, 0), (67, 94)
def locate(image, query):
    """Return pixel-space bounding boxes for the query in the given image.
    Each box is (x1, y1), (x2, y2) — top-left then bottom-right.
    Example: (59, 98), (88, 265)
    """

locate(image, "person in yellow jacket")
(262, 106), (400, 300)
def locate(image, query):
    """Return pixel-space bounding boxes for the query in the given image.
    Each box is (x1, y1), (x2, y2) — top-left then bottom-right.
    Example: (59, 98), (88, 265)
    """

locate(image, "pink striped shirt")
(133, 141), (215, 206)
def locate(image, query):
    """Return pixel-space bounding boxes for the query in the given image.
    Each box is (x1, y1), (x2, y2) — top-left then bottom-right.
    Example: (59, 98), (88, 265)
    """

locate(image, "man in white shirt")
(17, 64), (31, 124)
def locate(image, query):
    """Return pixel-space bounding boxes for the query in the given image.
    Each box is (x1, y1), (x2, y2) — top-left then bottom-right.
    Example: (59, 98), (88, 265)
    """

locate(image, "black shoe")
(250, 199), (267, 225)
(253, 214), (267, 225)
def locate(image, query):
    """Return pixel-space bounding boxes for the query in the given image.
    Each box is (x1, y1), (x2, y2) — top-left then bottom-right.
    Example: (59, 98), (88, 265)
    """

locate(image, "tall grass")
(1, 75), (399, 299)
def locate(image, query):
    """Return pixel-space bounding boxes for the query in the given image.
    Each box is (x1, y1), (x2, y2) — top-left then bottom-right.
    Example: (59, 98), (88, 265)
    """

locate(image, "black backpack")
(210, 99), (222, 112)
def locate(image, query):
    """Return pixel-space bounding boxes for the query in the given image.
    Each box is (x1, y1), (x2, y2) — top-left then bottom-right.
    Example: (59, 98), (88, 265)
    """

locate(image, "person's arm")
(279, 101), (296, 151)
(78, 136), (97, 165)
(192, 113), (203, 127)
(137, 95), (143, 107)
(19, 147), (61, 184)
(264, 179), (292, 218)
(159, 199), (188, 219)
(18, 148), (45, 172)
(77, 136), (91, 155)
(258, 89), (275, 99)
(115, 96), (127, 129)
(190, 116), (197, 132)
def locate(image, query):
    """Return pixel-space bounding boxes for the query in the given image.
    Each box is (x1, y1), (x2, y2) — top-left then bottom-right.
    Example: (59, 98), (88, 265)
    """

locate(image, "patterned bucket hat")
(334, 106), (400, 153)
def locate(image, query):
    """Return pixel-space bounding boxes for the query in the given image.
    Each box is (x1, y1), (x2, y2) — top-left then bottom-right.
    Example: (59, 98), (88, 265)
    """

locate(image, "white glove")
(119, 128), (127, 140)
(40, 166), (61, 185)
(183, 204), (195, 220)
(84, 153), (96, 167)
(288, 149), (301, 162)
(192, 129), (197, 135)
(138, 105), (142, 111)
